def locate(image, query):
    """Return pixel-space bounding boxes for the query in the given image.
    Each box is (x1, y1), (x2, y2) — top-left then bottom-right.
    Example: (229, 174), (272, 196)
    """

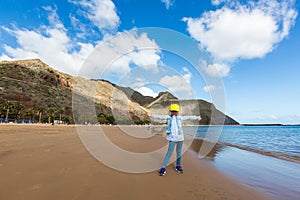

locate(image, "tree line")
(0, 101), (155, 125)
(0, 101), (72, 124)
(0, 101), (119, 125)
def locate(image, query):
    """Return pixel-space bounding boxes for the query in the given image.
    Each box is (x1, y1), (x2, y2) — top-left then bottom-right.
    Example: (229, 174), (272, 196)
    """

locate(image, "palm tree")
(14, 103), (25, 123)
(4, 101), (14, 123)
(0, 105), (5, 123)
(37, 106), (46, 123)
(58, 108), (64, 124)
(26, 108), (35, 123)
(47, 108), (55, 124)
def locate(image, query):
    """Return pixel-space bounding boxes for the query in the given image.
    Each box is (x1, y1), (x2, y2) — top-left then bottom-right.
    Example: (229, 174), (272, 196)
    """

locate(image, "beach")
(0, 125), (274, 200)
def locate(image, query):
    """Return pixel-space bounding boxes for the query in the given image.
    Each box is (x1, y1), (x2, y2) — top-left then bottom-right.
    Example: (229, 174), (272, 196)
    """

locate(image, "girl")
(151, 104), (201, 176)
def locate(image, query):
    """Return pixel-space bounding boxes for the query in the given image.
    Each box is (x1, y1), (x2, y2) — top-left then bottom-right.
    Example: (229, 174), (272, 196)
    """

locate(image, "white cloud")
(69, 15), (90, 39)
(203, 63), (230, 77)
(1, 6), (161, 79)
(211, 0), (235, 6)
(159, 67), (194, 98)
(133, 78), (146, 88)
(270, 115), (278, 120)
(0, 54), (12, 61)
(161, 0), (174, 10)
(135, 87), (158, 97)
(203, 85), (216, 93)
(68, 0), (120, 33)
(85, 29), (161, 78)
(182, 67), (192, 81)
(211, 0), (225, 6)
(0, 7), (94, 75)
(183, 0), (298, 76)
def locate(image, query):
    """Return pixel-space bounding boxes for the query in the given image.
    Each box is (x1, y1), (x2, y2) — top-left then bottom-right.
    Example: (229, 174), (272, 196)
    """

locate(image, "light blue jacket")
(151, 114), (199, 141)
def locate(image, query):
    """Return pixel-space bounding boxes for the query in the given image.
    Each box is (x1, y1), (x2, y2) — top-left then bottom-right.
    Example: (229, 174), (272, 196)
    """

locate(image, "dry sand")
(0, 125), (273, 200)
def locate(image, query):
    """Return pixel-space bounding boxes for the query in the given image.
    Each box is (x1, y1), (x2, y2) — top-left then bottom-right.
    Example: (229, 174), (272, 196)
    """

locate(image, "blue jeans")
(162, 141), (183, 167)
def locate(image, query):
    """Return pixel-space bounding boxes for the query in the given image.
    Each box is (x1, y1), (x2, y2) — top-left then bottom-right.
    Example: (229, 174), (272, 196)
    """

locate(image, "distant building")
(54, 120), (64, 124)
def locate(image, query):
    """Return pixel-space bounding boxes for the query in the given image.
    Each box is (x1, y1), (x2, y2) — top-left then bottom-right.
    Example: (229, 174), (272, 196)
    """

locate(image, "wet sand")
(206, 146), (300, 200)
(0, 125), (273, 200)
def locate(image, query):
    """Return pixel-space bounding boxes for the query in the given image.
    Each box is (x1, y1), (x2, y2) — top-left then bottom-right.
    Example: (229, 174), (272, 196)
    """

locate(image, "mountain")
(0, 59), (238, 125)
(99, 80), (156, 107)
(146, 93), (238, 125)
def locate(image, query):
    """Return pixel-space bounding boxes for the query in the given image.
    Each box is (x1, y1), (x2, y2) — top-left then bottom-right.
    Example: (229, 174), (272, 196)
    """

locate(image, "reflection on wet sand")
(189, 139), (226, 160)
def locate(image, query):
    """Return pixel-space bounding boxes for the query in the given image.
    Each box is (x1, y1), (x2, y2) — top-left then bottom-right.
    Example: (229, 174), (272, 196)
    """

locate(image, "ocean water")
(192, 125), (300, 162)
(184, 126), (300, 200)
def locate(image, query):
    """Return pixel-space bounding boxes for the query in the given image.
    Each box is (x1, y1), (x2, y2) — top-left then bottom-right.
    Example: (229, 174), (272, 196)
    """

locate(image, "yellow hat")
(170, 104), (180, 112)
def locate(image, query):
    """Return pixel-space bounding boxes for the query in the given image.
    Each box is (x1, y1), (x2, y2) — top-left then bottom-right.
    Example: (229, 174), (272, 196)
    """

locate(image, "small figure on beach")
(150, 104), (201, 176)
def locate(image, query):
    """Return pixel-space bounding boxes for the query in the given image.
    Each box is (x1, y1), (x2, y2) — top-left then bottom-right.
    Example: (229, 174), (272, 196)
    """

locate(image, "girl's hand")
(197, 116), (202, 121)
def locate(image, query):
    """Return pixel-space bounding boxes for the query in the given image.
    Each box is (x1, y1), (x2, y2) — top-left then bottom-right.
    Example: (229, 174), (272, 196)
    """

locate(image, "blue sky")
(0, 0), (299, 124)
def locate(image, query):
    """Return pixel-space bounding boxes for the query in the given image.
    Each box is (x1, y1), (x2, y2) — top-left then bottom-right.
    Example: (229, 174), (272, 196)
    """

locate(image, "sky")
(0, 0), (299, 124)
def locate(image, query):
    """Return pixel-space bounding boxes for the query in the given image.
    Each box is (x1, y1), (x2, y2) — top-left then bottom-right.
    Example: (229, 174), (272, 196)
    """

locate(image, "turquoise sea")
(184, 126), (300, 200)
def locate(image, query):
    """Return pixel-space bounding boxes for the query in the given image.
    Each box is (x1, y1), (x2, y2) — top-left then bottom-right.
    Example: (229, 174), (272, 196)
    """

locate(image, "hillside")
(0, 59), (149, 124)
(0, 59), (238, 125)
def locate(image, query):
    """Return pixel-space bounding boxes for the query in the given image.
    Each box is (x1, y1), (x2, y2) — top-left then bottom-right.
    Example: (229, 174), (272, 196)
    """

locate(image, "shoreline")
(0, 125), (274, 200)
(220, 141), (300, 164)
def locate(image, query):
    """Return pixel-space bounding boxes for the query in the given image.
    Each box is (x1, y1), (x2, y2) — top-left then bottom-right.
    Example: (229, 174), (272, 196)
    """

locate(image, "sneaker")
(175, 165), (184, 173)
(159, 167), (166, 176)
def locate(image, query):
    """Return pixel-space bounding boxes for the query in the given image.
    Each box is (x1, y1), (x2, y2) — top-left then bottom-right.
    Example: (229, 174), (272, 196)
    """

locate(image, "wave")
(222, 142), (300, 164)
